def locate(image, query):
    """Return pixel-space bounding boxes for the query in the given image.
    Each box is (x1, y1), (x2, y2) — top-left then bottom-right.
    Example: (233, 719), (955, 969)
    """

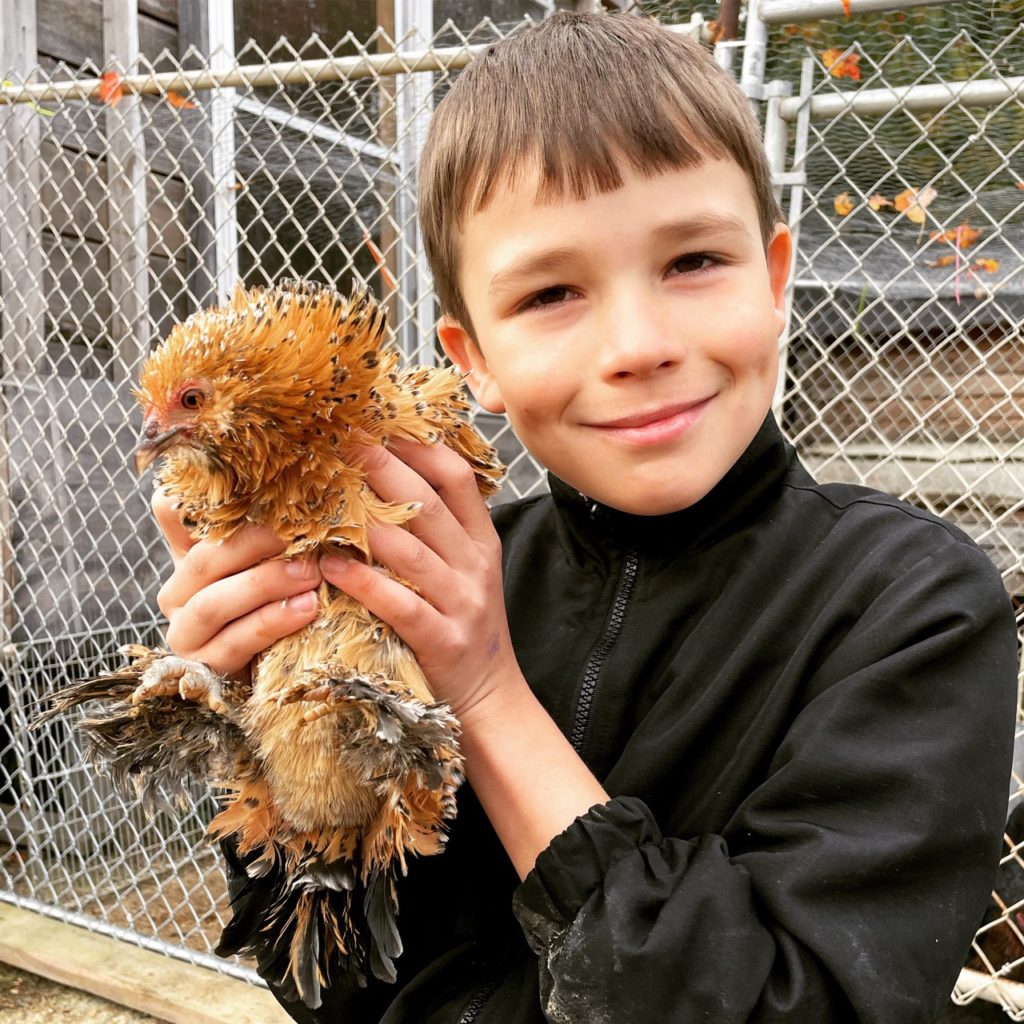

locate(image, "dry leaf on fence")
(364, 232), (397, 289)
(868, 194), (892, 211)
(930, 224), (982, 247)
(833, 192), (855, 216)
(925, 254), (957, 269)
(973, 258), (1000, 273)
(99, 72), (124, 107)
(894, 186), (937, 225)
(823, 49), (861, 81)
(166, 91), (197, 110)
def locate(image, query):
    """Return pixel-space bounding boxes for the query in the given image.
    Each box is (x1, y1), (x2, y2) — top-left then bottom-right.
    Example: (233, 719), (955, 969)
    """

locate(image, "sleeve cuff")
(511, 795), (663, 948)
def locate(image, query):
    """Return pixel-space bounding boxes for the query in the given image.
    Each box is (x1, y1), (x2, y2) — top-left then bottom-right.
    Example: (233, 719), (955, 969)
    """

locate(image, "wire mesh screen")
(0, 1), (1022, 1014)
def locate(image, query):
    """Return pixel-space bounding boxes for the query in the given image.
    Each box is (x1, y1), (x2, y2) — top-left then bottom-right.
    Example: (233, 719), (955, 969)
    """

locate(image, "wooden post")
(102, 0), (150, 384)
(393, 0), (435, 363)
(376, 0), (400, 335)
(178, 0), (238, 308)
(0, 0), (45, 645)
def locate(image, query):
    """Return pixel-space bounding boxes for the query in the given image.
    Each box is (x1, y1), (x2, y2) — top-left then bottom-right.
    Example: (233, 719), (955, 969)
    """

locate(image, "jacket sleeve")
(511, 542), (1018, 1023)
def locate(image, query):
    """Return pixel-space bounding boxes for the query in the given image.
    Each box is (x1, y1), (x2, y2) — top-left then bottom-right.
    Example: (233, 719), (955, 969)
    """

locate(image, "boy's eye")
(670, 252), (719, 276)
(519, 286), (574, 313)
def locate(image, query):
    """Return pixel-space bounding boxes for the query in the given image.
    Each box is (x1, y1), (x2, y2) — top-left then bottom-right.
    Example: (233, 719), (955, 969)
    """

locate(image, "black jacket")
(240, 415), (1018, 1024)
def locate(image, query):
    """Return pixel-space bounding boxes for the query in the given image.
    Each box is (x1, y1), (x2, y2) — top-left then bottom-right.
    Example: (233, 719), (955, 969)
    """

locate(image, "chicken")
(40, 280), (504, 1008)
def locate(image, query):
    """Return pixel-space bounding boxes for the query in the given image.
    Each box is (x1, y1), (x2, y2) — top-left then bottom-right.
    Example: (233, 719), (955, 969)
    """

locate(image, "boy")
(152, 13), (1017, 1023)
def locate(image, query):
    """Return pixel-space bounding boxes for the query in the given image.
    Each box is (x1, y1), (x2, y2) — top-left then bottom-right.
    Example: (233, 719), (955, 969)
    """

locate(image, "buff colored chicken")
(42, 280), (504, 1008)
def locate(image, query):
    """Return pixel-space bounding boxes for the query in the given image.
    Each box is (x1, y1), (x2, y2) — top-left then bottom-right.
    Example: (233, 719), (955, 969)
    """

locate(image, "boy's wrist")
(454, 665), (533, 737)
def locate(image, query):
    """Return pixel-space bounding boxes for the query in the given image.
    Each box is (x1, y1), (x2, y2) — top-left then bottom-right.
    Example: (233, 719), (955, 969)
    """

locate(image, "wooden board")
(40, 139), (186, 258)
(37, 0), (178, 69)
(0, 902), (291, 1024)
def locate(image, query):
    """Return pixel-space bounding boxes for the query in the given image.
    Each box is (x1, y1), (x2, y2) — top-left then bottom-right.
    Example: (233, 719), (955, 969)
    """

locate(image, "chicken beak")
(135, 424), (184, 475)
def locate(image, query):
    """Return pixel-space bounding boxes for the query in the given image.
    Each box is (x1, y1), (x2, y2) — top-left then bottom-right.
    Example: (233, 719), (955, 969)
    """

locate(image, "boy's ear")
(766, 223), (793, 337)
(437, 316), (507, 414)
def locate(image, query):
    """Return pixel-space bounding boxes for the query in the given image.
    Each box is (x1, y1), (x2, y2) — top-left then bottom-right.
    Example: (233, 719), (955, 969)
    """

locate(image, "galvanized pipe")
(779, 74), (1024, 121)
(761, 0), (946, 23)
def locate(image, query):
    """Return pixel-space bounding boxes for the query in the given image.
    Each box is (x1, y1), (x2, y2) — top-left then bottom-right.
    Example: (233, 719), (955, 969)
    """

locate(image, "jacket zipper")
(457, 547), (639, 1024)
(568, 549), (640, 754)
(456, 974), (501, 1024)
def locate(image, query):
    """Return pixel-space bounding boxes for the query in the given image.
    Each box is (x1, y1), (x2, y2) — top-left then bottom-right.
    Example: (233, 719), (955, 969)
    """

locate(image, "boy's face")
(438, 157), (792, 516)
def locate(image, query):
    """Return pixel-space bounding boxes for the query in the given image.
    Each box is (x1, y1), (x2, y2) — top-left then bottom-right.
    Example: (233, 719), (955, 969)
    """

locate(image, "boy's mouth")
(586, 395), (716, 446)
(590, 395), (715, 430)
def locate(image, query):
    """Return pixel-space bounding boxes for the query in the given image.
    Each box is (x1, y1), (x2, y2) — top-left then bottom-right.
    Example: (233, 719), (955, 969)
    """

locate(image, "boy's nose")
(597, 304), (683, 381)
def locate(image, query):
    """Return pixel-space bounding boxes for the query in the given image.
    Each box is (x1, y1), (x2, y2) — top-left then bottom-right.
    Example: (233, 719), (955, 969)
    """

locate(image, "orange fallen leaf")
(1016, 182), (1024, 191)
(842, 0), (852, 14)
(929, 224), (982, 247)
(166, 90), (197, 110)
(894, 185), (937, 225)
(868, 194), (892, 211)
(833, 192), (854, 216)
(973, 258), (1000, 273)
(925, 254), (956, 269)
(364, 232), (397, 290)
(99, 71), (124, 107)
(823, 48), (861, 81)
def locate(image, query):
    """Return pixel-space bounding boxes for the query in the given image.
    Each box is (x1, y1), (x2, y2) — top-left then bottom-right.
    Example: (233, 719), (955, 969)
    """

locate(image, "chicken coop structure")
(0, 0), (1023, 1017)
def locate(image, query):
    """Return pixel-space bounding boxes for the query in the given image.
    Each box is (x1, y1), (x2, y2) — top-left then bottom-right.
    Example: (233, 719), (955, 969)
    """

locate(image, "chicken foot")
(130, 655), (232, 715)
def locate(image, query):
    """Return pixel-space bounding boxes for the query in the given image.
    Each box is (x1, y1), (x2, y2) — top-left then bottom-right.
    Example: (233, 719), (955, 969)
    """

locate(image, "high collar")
(548, 413), (794, 570)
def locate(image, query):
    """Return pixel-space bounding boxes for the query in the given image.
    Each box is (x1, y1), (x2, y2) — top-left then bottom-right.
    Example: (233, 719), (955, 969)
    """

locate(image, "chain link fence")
(1, 0), (1022, 1015)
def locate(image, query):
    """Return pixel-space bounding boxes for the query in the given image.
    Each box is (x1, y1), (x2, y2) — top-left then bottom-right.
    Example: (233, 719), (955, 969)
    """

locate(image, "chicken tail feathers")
(33, 646), (248, 810)
(217, 843), (398, 1008)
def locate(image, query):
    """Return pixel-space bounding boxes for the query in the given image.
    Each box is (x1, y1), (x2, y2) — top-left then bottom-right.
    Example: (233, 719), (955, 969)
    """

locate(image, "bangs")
(456, 28), (731, 217)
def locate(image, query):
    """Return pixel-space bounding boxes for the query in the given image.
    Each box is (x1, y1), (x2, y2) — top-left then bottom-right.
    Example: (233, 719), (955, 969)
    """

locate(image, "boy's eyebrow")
(488, 248), (580, 297)
(652, 212), (751, 244)
(487, 212), (751, 296)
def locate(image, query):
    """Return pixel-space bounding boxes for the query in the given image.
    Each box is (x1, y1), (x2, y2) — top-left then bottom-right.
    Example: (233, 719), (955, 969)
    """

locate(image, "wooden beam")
(177, 0), (238, 308)
(376, 0), (400, 331)
(0, 902), (291, 1024)
(393, 0), (436, 362)
(102, 0), (151, 384)
(0, 0), (47, 376)
(0, 0), (46, 669)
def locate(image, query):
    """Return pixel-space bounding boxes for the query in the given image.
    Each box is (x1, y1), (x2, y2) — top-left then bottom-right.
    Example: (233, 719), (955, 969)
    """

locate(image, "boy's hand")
(151, 490), (322, 678)
(319, 440), (522, 720)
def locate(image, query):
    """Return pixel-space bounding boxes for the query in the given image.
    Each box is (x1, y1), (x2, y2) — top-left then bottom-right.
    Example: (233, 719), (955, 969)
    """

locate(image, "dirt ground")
(0, 963), (159, 1024)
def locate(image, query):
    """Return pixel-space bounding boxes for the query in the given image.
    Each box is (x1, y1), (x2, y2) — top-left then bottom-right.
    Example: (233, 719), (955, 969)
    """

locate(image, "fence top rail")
(759, 0), (950, 23)
(0, 19), (704, 107)
(780, 74), (1024, 121)
(0, 43), (485, 105)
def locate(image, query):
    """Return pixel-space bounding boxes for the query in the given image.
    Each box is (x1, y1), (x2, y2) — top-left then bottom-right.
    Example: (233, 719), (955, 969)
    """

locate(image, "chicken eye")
(180, 388), (205, 410)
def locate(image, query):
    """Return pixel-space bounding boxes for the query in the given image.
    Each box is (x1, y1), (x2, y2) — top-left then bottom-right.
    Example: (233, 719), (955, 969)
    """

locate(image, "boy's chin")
(568, 480), (712, 518)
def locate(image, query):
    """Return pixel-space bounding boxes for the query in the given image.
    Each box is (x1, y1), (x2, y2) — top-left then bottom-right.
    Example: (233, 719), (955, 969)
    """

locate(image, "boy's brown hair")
(418, 11), (784, 335)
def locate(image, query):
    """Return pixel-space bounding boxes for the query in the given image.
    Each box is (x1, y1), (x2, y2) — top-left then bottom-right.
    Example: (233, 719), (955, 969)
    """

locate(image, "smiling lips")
(588, 396), (715, 445)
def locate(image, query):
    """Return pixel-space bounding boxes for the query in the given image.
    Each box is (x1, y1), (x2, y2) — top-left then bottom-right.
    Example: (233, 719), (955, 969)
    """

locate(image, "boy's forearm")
(457, 674), (610, 880)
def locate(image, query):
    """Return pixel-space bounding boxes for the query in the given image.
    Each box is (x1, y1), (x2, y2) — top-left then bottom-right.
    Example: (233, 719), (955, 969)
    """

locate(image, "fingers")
(350, 522), (457, 611)
(319, 557), (442, 656)
(151, 487), (195, 563)
(157, 526), (322, 677)
(157, 526), (289, 614)
(354, 441), (496, 561)
(163, 557), (319, 651)
(173, 587), (321, 676)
